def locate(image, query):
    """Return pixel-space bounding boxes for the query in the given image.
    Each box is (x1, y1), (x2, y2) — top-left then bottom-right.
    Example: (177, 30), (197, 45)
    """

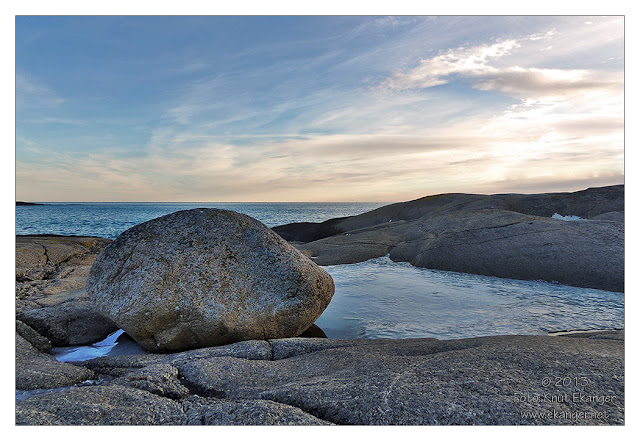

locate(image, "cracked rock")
(180, 396), (333, 425)
(113, 364), (190, 399)
(16, 385), (187, 425)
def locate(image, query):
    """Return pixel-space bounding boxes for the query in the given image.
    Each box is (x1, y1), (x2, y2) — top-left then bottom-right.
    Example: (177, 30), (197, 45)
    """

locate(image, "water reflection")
(317, 256), (623, 340)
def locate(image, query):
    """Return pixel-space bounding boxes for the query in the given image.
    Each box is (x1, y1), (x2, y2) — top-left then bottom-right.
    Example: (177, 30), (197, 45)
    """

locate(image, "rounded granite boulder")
(86, 209), (334, 352)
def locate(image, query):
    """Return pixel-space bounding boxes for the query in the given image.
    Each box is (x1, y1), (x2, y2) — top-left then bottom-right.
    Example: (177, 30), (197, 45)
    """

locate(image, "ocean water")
(15, 202), (388, 239)
(16, 202), (623, 361)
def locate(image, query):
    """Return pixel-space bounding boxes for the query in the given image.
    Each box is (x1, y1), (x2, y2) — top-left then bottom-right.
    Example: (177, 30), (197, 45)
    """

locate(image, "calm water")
(318, 256), (623, 340)
(16, 203), (623, 361)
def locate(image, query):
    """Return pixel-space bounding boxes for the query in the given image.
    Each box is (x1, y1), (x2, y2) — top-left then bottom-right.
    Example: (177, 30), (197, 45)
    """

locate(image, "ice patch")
(52, 329), (147, 362)
(552, 213), (585, 221)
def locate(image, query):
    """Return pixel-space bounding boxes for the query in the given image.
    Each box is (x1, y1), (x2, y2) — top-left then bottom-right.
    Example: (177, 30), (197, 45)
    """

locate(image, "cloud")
(16, 73), (65, 109)
(472, 67), (622, 98)
(380, 39), (520, 91)
(15, 17), (624, 203)
(379, 23), (623, 101)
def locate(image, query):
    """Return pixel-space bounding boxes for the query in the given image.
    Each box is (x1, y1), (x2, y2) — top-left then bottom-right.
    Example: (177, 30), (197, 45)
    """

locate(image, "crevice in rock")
(40, 244), (51, 266)
(257, 395), (347, 425)
(267, 340), (275, 361)
(174, 366), (227, 399)
(260, 398), (337, 425)
(111, 241), (141, 281)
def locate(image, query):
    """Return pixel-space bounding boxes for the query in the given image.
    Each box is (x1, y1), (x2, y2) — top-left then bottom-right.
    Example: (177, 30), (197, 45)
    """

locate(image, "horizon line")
(15, 182), (626, 205)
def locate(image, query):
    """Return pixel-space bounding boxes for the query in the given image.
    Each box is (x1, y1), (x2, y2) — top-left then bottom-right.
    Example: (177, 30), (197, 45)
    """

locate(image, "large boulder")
(87, 209), (334, 352)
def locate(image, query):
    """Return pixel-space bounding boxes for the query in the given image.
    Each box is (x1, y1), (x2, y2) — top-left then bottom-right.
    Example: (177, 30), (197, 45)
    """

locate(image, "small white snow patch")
(552, 213), (585, 221)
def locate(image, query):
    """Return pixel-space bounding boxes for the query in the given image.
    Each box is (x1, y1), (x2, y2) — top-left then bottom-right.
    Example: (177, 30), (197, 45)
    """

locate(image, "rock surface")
(17, 301), (118, 346)
(17, 331), (624, 425)
(16, 235), (112, 313)
(273, 185), (624, 291)
(16, 385), (188, 425)
(15, 198), (624, 425)
(16, 334), (95, 390)
(16, 320), (52, 354)
(15, 236), (117, 347)
(181, 396), (334, 425)
(87, 209), (335, 352)
(15, 236), (624, 425)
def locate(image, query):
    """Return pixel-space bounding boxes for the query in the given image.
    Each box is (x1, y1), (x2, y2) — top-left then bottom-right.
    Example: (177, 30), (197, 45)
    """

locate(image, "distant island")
(16, 201), (43, 206)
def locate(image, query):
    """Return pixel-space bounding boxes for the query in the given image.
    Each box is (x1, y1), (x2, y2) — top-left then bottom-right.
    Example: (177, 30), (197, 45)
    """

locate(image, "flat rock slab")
(181, 396), (333, 425)
(19, 330), (623, 425)
(17, 301), (118, 346)
(16, 235), (112, 314)
(275, 185), (624, 291)
(175, 332), (623, 425)
(16, 385), (187, 425)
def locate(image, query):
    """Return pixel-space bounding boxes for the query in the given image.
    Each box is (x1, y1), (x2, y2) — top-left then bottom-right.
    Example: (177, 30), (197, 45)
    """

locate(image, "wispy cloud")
(379, 29), (622, 100)
(472, 67), (622, 98)
(16, 73), (65, 109)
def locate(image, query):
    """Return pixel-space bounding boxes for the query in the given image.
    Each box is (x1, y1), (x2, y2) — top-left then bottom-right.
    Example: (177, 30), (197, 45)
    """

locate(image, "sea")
(16, 202), (624, 361)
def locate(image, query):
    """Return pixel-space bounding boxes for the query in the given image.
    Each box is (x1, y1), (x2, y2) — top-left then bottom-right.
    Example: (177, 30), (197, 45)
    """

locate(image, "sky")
(15, 15), (624, 202)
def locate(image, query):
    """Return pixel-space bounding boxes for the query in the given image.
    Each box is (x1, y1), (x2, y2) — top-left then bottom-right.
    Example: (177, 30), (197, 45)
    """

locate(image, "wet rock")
(83, 339), (273, 377)
(297, 323), (327, 338)
(87, 209), (334, 352)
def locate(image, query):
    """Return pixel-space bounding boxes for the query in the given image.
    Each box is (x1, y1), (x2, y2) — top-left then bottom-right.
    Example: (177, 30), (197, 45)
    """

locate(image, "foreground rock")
(16, 235), (113, 312)
(16, 332), (94, 390)
(16, 385), (187, 425)
(16, 330), (623, 425)
(87, 209), (335, 352)
(17, 301), (118, 346)
(15, 235), (116, 345)
(274, 185), (624, 291)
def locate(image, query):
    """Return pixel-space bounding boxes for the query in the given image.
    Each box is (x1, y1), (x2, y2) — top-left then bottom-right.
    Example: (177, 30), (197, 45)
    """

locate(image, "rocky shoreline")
(15, 233), (624, 425)
(15, 186), (625, 425)
(274, 185), (624, 292)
